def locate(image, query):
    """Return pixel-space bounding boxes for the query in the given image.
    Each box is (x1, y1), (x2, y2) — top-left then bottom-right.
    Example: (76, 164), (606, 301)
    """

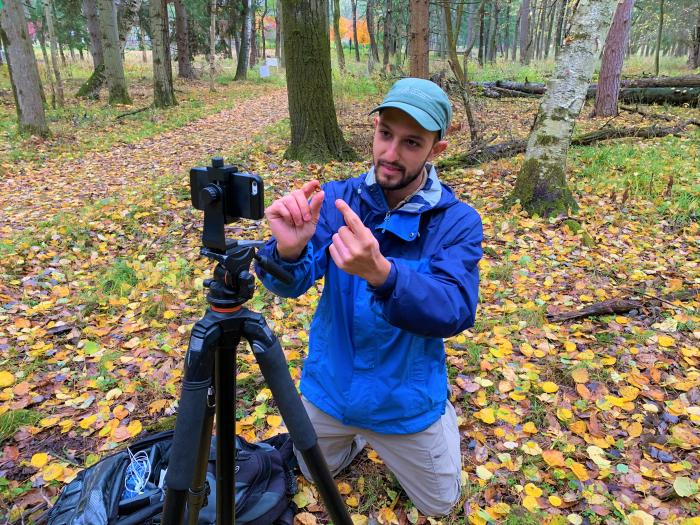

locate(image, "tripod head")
(191, 157), (291, 308)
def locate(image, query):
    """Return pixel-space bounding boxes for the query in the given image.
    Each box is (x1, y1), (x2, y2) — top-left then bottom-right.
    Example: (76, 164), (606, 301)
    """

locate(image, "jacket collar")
(360, 163), (452, 241)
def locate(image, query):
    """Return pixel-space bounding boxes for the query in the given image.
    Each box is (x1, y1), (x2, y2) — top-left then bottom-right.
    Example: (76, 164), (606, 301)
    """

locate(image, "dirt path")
(0, 89), (289, 239)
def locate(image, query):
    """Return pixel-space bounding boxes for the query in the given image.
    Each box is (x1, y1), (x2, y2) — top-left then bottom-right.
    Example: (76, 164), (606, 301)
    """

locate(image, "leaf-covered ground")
(0, 84), (699, 525)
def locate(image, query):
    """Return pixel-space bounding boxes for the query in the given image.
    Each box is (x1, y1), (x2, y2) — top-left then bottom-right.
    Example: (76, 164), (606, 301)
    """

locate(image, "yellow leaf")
(337, 482), (352, 495)
(42, 463), (65, 481)
(549, 495), (562, 507)
(476, 465), (493, 480)
(476, 408), (496, 424)
(351, 514), (367, 525)
(367, 449), (383, 464)
(564, 341), (577, 352)
(520, 343), (535, 357)
(540, 381), (559, 393)
(53, 285), (70, 297)
(79, 414), (98, 430)
(628, 510), (655, 525)
(542, 449), (566, 467)
(524, 483), (542, 497)
(39, 416), (60, 428)
(127, 420), (143, 437)
(658, 335), (675, 348)
(31, 453), (49, 468)
(378, 507), (399, 525)
(0, 371), (15, 388)
(557, 408), (573, 421)
(267, 415), (283, 428)
(571, 368), (589, 384)
(522, 495), (539, 512)
(569, 462), (589, 481)
(626, 421), (642, 438)
(522, 441), (542, 455)
(346, 496), (360, 508)
(523, 422), (538, 434)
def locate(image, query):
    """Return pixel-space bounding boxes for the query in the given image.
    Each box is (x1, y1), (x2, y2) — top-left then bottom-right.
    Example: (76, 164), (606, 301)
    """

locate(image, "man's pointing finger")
(335, 199), (365, 233)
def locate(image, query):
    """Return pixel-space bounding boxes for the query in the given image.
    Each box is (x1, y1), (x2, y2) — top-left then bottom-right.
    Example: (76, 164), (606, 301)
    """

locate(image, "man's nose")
(383, 140), (400, 161)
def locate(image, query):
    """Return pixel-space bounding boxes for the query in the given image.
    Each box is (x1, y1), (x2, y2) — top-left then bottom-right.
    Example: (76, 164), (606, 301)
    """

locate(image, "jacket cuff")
(368, 259), (397, 298)
(273, 243), (310, 266)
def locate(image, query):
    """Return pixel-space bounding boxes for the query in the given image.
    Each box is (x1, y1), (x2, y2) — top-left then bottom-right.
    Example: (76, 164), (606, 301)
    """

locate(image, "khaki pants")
(296, 397), (462, 516)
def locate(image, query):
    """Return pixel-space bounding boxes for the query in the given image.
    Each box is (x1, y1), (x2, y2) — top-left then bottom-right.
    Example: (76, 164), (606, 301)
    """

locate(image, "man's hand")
(330, 199), (391, 287)
(265, 180), (324, 261)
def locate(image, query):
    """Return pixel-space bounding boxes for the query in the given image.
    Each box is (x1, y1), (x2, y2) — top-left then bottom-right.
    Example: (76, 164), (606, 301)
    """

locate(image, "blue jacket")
(256, 165), (483, 434)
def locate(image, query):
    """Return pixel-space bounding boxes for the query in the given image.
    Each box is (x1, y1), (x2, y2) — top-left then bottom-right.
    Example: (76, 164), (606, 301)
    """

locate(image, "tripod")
(161, 159), (352, 525)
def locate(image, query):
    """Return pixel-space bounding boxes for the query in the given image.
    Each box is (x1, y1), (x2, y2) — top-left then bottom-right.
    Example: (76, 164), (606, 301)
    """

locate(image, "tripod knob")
(200, 185), (220, 207)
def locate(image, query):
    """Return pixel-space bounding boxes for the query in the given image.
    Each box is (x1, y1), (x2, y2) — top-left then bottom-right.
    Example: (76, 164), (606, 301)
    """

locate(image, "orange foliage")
(330, 17), (369, 45)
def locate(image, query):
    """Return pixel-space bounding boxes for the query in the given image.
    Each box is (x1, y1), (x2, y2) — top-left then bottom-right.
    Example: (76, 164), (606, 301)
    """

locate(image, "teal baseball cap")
(370, 78), (452, 139)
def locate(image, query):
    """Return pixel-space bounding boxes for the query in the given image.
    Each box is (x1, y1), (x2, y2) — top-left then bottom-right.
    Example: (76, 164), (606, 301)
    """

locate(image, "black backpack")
(45, 430), (297, 525)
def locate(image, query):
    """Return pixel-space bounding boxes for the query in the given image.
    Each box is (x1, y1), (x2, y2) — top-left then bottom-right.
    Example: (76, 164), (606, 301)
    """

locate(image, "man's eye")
(406, 140), (419, 148)
(380, 130), (390, 137)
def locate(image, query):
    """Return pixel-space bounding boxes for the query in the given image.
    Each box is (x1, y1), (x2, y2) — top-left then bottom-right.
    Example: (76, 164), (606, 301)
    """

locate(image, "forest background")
(0, 0), (699, 524)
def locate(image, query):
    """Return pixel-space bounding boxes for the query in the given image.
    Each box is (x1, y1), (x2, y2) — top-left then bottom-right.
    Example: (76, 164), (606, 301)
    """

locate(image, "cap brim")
(369, 102), (442, 133)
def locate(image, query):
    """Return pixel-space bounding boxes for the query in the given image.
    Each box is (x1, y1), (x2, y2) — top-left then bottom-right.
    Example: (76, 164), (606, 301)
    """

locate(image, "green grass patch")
(571, 133), (700, 225)
(0, 410), (42, 444)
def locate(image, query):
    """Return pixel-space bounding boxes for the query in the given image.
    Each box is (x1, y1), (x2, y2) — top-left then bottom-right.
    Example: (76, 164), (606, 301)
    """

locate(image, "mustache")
(377, 160), (405, 172)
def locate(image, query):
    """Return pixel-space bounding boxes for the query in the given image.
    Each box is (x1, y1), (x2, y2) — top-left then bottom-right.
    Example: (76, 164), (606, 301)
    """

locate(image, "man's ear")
(428, 140), (448, 160)
(373, 115), (380, 129)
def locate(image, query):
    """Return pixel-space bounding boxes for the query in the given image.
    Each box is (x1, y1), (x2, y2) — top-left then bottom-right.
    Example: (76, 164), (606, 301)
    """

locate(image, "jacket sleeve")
(370, 213), (483, 338)
(254, 188), (334, 298)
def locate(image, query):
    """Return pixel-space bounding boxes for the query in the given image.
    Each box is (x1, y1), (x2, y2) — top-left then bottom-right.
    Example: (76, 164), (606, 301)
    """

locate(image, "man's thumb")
(309, 191), (325, 222)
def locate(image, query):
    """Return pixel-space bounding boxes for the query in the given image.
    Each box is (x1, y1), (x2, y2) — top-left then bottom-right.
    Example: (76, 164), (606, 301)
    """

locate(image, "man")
(255, 78), (483, 516)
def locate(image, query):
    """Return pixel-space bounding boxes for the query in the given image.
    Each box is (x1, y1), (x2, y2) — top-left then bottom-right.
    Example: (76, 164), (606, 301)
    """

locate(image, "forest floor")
(0, 71), (699, 525)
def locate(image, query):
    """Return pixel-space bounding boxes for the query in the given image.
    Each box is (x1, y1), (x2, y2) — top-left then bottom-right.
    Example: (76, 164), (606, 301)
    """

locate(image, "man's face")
(372, 108), (447, 193)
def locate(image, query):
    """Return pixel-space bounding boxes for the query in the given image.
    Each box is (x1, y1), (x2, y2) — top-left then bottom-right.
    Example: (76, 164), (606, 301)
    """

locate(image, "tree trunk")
(276, 0), (285, 66)
(487, 0), (499, 63)
(275, 0), (282, 58)
(97, 0), (131, 104)
(351, 0), (360, 61)
(139, 15), (148, 63)
(235, 0), (251, 80)
(117, 0), (143, 54)
(333, 0), (344, 70)
(174, 0), (194, 78)
(519, 0), (531, 63)
(0, 0), (50, 137)
(210, 0), (218, 88)
(593, 0), (635, 117)
(280, 0), (356, 162)
(382, 0), (393, 68)
(78, 0), (106, 97)
(367, 0), (380, 64)
(151, 0), (176, 107)
(511, 3), (520, 61)
(409, 0), (429, 77)
(553, 0), (566, 57)
(544, 0), (556, 58)
(508, 0), (616, 217)
(654, 0), (664, 77)
(43, 0), (65, 107)
(442, 0), (465, 81)
(261, 0), (268, 59)
(502, 0), (511, 59)
(478, 0), (486, 65)
(689, 4), (700, 69)
(37, 25), (57, 107)
(250, 1), (258, 67)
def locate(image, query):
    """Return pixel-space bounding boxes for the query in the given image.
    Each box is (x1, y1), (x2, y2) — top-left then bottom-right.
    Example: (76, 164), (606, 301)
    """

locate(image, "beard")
(374, 160), (425, 191)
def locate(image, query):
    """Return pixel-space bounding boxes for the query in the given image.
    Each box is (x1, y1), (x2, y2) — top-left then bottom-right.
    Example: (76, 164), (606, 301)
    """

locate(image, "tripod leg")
(185, 396), (215, 525)
(243, 314), (353, 525)
(163, 319), (221, 525)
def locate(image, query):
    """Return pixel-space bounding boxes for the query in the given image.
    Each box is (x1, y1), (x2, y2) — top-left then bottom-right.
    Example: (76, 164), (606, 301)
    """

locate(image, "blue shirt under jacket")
(255, 165), (483, 434)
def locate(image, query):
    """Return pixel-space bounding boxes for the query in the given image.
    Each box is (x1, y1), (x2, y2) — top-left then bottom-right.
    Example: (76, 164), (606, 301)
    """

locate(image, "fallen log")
(546, 289), (699, 323)
(438, 122), (695, 169)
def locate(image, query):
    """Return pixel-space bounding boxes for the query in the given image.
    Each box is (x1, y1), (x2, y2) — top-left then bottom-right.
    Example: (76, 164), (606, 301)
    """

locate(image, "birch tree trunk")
(333, 0), (345, 70)
(37, 25), (57, 107)
(508, 0), (616, 217)
(43, 0), (65, 107)
(174, 0), (195, 78)
(97, 0), (131, 104)
(409, 0), (429, 78)
(151, 0), (176, 107)
(281, 0), (356, 162)
(593, 0), (635, 117)
(0, 0), (50, 137)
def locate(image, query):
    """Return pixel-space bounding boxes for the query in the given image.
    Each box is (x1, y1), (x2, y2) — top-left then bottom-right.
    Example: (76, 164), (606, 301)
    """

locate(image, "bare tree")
(0, 0), (50, 136)
(174, 0), (195, 78)
(235, 0), (252, 80)
(593, 0), (635, 117)
(333, 0), (345, 70)
(654, 0), (664, 76)
(210, 0), (218, 88)
(508, 0), (616, 217)
(519, 0), (531, 63)
(366, 0), (380, 70)
(97, 0), (131, 104)
(43, 0), (65, 106)
(151, 0), (176, 107)
(351, 0), (360, 61)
